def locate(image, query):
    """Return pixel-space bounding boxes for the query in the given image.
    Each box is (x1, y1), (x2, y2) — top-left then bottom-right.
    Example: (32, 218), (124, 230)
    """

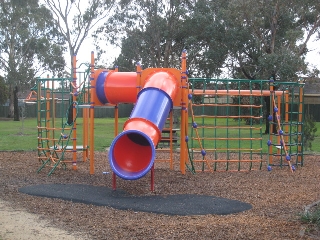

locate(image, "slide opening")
(109, 130), (155, 180)
(96, 72), (108, 104)
(127, 132), (151, 146)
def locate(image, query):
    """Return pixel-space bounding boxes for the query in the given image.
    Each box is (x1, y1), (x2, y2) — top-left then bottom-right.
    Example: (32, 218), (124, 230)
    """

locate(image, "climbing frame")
(35, 59), (91, 175)
(267, 79), (305, 171)
(187, 78), (267, 172)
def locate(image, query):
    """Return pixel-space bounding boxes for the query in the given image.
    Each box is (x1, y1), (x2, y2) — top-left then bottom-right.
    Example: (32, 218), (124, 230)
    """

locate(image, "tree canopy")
(0, 75), (8, 105)
(1, 0), (320, 121)
(0, 0), (66, 119)
(218, 0), (320, 80)
(99, 0), (320, 79)
(105, 0), (194, 71)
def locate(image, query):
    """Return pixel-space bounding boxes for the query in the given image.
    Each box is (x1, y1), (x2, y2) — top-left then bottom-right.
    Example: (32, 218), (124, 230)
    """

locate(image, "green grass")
(0, 118), (37, 151)
(0, 118), (126, 151)
(0, 117), (319, 153)
(189, 117), (320, 154)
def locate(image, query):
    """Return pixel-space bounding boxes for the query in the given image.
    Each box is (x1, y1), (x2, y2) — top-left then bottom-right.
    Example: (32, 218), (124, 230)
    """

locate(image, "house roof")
(303, 77), (320, 95)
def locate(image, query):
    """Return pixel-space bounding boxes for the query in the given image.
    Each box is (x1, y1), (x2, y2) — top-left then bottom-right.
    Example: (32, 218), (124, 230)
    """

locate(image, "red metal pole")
(150, 164), (154, 192)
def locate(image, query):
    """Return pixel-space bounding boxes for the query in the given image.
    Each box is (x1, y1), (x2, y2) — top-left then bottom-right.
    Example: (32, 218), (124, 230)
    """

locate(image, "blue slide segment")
(96, 71), (109, 104)
(108, 87), (173, 180)
(131, 87), (173, 131)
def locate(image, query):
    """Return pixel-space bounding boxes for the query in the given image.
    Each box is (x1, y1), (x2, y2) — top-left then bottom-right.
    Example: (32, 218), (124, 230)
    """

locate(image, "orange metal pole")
(83, 88), (89, 162)
(114, 106), (119, 136)
(136, 62), (142, 95)
(268, 82), (274, 165)
(52, 78), (56, 148)
(89, 51), (95, 174)
(276, 94), (284, 162)
(72, 55), (77, 170)
(46, 75), (50, 146)
(191, 89), (284, 96)
(180, 50), (187, 174)
(115, 66), (119, 136)
(298, 85), (303, 163)
(112, 104), (119, 189)
(285, 89), (289, 144)
(277, 95), (281, 151)
(112, 65), (120, 189)
(37, 79), (42, 157)
(169, 110), (173, 170)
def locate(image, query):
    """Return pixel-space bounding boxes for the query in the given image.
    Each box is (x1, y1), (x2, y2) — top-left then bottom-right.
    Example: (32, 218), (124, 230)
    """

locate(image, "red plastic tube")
(109, 70), (178, 180)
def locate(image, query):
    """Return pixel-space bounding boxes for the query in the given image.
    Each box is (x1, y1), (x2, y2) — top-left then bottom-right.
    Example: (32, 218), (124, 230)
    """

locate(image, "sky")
(74, 37), (320, 74)
(304, 36), (320, 71)
(72, 37), (121, 71)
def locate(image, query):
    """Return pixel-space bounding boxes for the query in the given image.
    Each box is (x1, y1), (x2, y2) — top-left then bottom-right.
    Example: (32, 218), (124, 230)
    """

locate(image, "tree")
(223, 0), (320, 128)
(303, 113), (317, 151)
(95, 0), (320, 81)
(0, 0), (66, 120)
(0, 75), (8, 105)
(217, 0), (320, 80)
(45, 0), (118, 70)
(182, 0), (230, 77)
(99, 0), (195, 70)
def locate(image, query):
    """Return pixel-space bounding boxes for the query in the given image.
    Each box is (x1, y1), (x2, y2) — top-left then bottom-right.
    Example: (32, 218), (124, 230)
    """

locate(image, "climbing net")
(186, 78), (304, 172)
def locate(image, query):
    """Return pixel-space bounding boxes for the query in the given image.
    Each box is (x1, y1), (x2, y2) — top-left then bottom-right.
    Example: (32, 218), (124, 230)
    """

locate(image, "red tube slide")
(108, 70), (179, 180)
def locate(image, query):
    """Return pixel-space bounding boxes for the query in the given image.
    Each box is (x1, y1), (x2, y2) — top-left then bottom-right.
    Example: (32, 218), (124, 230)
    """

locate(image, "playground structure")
(267, 80), (304, 171)
(187, 78), (304, 173)
(26, 56), (91, 175)
(31, 52), (188, 182)
(29, 50), (305, 188)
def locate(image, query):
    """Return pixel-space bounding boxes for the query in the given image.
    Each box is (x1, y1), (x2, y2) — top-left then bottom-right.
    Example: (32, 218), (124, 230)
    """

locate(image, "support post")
(89, 52), (95, 174)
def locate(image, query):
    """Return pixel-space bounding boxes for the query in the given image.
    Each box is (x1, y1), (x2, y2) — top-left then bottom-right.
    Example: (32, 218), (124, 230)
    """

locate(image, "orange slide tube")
(95, 72), (138, 104)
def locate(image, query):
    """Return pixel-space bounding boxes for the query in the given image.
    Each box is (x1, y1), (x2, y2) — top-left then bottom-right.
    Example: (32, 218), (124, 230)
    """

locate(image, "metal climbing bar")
(187, 78), (265, 172)
(266, 79), (305, 171)
(34, 60), (91, 175)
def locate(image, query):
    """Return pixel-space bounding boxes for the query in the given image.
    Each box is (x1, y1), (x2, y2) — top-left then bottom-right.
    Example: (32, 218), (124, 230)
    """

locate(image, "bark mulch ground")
(0, 151), (319, 239)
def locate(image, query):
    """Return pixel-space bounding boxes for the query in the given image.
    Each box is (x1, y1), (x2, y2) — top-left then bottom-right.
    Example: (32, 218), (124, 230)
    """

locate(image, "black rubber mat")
(19, 184), (252, 216)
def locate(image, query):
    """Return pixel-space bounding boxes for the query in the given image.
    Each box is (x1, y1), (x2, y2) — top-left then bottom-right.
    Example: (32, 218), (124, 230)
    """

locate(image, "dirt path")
(0, 200), (85, 240)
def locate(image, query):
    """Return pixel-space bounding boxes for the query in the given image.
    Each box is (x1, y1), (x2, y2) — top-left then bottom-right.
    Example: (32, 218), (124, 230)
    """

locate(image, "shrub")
(300, 205), (320, 228)
(303, 113), (317, 151)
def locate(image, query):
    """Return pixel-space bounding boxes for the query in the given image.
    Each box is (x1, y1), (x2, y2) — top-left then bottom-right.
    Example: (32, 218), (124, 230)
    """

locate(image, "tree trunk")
(7, 85), (14, 118)
(13, 86), (19, 121)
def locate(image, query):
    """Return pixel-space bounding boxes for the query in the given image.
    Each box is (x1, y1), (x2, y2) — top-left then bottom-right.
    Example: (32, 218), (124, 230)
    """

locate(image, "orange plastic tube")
(96, 72), (138, 104)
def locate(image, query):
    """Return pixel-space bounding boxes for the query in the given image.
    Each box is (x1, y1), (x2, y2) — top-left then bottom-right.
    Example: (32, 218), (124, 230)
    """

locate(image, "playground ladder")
(37, 102), (78, 176)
